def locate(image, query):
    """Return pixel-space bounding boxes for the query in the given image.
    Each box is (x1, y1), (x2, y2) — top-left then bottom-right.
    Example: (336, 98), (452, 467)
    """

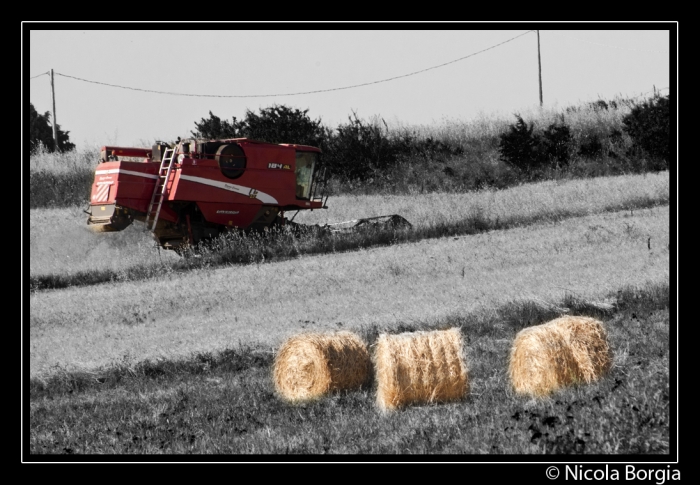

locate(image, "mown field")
(27, 169), (672, 456)
(29, 172), (668, 284)
(29, 285), (669, 455)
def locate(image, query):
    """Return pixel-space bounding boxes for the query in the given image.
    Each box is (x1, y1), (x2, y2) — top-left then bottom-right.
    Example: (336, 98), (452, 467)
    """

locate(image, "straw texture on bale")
(508, 315), (613, 397)
(374, 327), (469, 411)
(273, 331), (371, 402)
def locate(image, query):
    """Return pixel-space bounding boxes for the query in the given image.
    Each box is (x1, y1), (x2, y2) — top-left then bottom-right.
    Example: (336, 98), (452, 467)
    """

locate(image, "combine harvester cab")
(86, 138), (328, 251)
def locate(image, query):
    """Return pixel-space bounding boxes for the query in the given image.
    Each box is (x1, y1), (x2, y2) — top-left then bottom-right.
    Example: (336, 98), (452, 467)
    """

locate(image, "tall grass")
(26, 95), (666, 205)
(28, 142), (99, 174)
(28, 144), (100, 208)
(328, 97), (647, 195)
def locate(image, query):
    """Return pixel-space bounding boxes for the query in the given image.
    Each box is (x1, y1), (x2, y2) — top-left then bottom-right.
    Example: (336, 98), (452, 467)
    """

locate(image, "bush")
(497, 115), (542, 172)
(191, 111), (240, 139)
(30, 103), (75, 153)
(541, 117), (572, 168)
(414, 136), (464, 162)
(324, 113), (416, 182)
(578, 134), (604, 158)
(499, 115), (575, 174)
(191, 105), (331, 149)
(622, 94), (670, 169)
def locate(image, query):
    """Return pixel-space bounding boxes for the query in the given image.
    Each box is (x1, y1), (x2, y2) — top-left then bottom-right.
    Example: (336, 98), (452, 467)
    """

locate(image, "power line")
(30, 71), (49, 79)
(45, 30), (535, 98)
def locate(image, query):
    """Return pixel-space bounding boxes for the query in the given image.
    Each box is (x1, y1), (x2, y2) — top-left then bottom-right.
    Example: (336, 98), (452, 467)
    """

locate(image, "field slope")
(29, 204), (669, 379)
(27, 171), (673, 456)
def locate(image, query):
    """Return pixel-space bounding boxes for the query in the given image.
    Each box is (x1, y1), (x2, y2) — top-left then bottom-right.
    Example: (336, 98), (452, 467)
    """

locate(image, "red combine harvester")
(85, 137), (409, 251)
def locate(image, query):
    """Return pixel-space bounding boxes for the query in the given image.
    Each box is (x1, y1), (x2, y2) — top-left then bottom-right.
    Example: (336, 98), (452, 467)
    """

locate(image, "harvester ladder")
(145, 147), (177, 232)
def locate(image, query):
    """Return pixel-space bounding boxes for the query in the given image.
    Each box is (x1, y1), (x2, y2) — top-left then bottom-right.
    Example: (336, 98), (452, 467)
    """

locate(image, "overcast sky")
(26, 24), (673, 150)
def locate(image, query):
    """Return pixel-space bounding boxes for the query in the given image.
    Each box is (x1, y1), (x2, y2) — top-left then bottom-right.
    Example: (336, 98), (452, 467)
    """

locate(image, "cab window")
(295, 151), (317, 199)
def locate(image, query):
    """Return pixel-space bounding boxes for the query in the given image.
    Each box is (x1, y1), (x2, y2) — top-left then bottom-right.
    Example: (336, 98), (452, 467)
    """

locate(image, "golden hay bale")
(273, 331), (371, 403)
(374, 327), (469, 411)
(508, 315), (613, 397)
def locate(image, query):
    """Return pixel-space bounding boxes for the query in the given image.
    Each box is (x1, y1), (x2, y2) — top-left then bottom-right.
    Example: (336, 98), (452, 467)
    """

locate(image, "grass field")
(26, 170), (673, 456)
(28, 283), (670, 455)
(294, 171), (669, 228)
(30, 204), (669, 377)
(28, 172), (668, 280)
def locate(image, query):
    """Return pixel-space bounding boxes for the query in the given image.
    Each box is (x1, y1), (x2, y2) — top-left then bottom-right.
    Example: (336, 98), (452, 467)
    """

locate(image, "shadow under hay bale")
(273, 331), (372, 403)
(508, 315), (613, 397)
(374, 327), (469, 411)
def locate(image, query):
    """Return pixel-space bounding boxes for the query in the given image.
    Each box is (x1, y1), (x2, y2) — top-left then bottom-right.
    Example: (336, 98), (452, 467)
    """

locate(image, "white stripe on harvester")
(92, 169), (275, 203)
(94, 184), (110, 202)
(179, 175), (278, 204)
(95, 168), (158, 180)
(93, 168), (156, 203)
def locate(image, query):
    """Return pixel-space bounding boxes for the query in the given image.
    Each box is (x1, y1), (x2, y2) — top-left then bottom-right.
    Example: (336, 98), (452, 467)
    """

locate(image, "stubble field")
(27, 171), (673, 455)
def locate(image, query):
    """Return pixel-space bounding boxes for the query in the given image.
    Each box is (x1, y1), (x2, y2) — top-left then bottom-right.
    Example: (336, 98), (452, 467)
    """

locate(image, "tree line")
(29, 103), (75, 153)
(30, 94), (670, 186)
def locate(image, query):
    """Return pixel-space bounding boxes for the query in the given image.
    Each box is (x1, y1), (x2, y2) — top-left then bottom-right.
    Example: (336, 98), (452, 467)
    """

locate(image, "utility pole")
(537, 31), (543, 107)
(50, 69), (58, 149)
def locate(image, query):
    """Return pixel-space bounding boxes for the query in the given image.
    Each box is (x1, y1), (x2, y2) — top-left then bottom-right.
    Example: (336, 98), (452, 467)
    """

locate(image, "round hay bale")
(374, 327), (469, 411)
(273, 331), (371, 403)
(508, 315), (613, 397)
